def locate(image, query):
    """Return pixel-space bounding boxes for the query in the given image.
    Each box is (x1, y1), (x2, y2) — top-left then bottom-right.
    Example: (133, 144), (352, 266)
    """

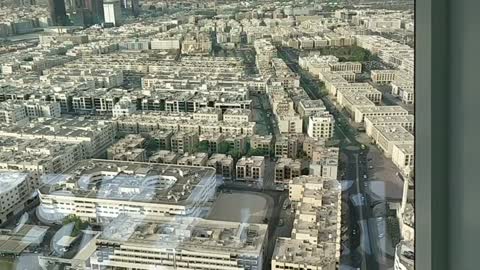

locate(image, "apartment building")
(310, 147), (340, 180)
(354, 105), (409, 123)
(370, 125), (414, 158)
(177, 153), (208, 167)
(0, 101), (28, 124)
(329, 61), (362, 73)
(148, 150), (179, 164)
(0, 172), (33, 225)
(0, 118), (116, 158)
(206, 153), (234, 180)
(236, 156), (265, 182)
(371, 69), (397, 84)
(171, 131), (199, 154)
(38, 160), (217, 223)
(307, 113), (335, 140)
(224, 134), (248, 155)
(272, 176), (341, 270)
(303, 137), (327, 159)
(106, 134), (146, 162)
(391, 142), (414, 177)
(277, 113), (303, 134)
(223, 108), (252, 122)
(298, 99), (327, 118)
(275, 158), (303, 187)
(250, 135), (273, 154)
(89, 216), (268, 270)
(275, 135), (302, 159)
(364, 115), (414, 137)
(193, 107), (222, 122)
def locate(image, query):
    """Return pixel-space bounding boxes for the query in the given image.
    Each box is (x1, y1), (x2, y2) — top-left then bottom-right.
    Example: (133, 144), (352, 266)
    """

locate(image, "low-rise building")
(177, 153), (209, 167)
(89, 216), (268, 270)
(275, 135), (301, 159)
(236, 156), (265, 182)
(171, 131), (199, 154)
(0, 101), (28, 125)
(0, 118), (116, 158)
(206, 154), (234, 180)
(364, 115), (414, 137)
(275, 158), (303, 186)
(150, 130), (174, 150)
(371, 125), (414, 158)
(38, 160), (217, 223)
(371, 69), (397, 84)
(272, 176), (341, 270)
(391, 142), (414, 177)
(354, 105), (409, 123)
(148, 150), (179, 164)
(0, 172), (33, 225)
(307, 112), (335, 140)
(106, 134), (146, 162)
(250, 135), (273, 154)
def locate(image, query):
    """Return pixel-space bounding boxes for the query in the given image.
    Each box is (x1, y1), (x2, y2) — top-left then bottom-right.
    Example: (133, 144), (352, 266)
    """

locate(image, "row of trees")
(194, 140), (271, 159)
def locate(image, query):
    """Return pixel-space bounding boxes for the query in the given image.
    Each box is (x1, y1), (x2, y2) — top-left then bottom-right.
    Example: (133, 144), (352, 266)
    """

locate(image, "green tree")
(227, 149), (241, 160)
(217, 141), (231, 154)
(195, 140), (210, 153)
(63, 214), (89, 237)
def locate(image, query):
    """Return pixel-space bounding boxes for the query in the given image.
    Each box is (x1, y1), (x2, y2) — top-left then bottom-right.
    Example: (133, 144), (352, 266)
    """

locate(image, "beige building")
(89, 216), (268, 270)
(392, 142), (414, 177)
(250, 135), (273, 154)
(371, 69), (397, 84)
(329, 61), (362, 73)
(177, 153), (209, 167)
(275, 158), (303, 187)
(193, 107), (222, 122)
(148, 150), (179, 164)
(206, 154), (234, 180)
(354, 105), (409, 123)
(272, 176), (341, 270)
(235, 156), (265, 182)
(0, 101), (28, 125)
(0, 118), (116, 158)
(364, 115), (414, 137)
(0, 172), (33, 225)
(171, 131), (199, 154)
(307, 113), (335, 140)
(371, 125), (414, 158)
(106, 134), (146, 162)
(38, 160), (217, 223)
(150, 130), (174, 150)
(223, 108), (252, 122)
(277, 113), (303, 134)
(275, 135), (301, 159)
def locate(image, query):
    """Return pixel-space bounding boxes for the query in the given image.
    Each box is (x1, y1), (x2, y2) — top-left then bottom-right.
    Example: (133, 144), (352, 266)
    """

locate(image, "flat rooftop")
(98, 215), (267, 256)
(272, 237), (337, 267)
(365, 114), (414, 124)
(356, 105), (409, 114)
(39, 160), (216, 205)
(376, 125), (414, 142)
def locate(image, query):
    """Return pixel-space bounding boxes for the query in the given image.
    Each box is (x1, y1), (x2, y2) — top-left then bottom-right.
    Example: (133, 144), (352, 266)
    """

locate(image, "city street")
(278, 47), (398, 269)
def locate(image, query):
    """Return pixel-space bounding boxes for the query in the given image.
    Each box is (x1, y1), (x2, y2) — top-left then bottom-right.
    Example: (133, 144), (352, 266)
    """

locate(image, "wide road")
(278, 47), (390, 269)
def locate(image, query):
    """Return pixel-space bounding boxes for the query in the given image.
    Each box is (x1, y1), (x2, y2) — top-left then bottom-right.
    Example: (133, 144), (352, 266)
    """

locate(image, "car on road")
(364, 182), (368, 187)
(278, 219), (284, 226)
(369, 165), (374, 169)
(378, 232), (385, 238)
(363, 174), (368, 179)
(377, 217), (384, 222)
